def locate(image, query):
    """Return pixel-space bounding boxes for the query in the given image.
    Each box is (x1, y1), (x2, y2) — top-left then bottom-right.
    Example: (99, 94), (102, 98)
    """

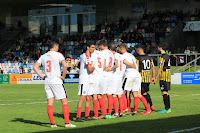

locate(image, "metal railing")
(148, 53), (200, 73)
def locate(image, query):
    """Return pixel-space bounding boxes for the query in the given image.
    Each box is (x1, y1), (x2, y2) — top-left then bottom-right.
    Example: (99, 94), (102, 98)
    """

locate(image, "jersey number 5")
(97, 57), (102, 68)
(46, 60), (51, 72)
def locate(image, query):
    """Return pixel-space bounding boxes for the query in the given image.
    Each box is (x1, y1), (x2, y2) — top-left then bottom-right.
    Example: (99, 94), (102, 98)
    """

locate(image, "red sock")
(107, 95), (113, 114)
(127, 97), (131, 112)
(140, 96), (151, 111)
(113, 97), (119, 114)
(76, 107), (82, 118)
(101, 95), (107, 115)
(62, 104), (69, 124)
(93, 99), (99, 117)
(118, 97), (124, 114)
(47, 105), (55, 124)
(85, 106), (90, 117)
(133, 97), (139, 112)
(122, 94), (128, 110)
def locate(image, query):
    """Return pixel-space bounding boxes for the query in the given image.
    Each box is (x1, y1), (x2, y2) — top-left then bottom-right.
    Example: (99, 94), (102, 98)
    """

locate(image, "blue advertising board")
(181, 73), (200, 84)
(64, 74), (79, 83)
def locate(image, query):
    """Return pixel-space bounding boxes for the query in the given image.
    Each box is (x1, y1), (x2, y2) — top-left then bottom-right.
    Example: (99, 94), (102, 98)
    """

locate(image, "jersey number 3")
(46, 60), (51, 72)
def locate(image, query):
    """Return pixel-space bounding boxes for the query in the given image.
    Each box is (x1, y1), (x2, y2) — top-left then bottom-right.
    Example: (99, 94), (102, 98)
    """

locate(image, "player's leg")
(93, 94), (99, 118)
(76, 95), (86, 122)
(47, 98), (56, 127)
(142, 83), (154, 111)
(158, 81), (171, 113)
(61, 98), (76, 128)
(122, 78), (128, 111)
(98, 94), (107, 119)
(45, 84), (56, 127)
(137, 91), (151, 115)
(132, 91), (139, 115)
(126, 91), (131, 113)
(122, 90), (128, 112)
(112, 94), (119, 117)
(117, 94), (124, 116)
(84, 95), (93, 121)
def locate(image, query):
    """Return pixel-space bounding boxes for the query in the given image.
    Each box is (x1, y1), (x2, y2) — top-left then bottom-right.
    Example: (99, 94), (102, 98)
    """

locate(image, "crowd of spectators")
(121, 10), (184, 54)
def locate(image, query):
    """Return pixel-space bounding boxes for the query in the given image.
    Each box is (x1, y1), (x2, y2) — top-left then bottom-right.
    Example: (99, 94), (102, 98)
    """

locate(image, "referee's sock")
(122, 94), (128, 110)
(140, 96), (151, 111)
(93, 99), (99, 117)
(133, 97), (139, 112)
(85, 106), (90, 118)
(62, 104), (69, 124)
(147, 93), (153, 107)
(47, 105), (55, 125)
(113, 97), (119, 114)
(76, 107), (82, 118)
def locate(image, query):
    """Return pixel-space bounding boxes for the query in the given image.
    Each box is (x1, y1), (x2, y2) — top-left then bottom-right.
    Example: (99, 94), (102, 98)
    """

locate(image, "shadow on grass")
(32, 114), (200, 133)
(10, 118), (60, 127)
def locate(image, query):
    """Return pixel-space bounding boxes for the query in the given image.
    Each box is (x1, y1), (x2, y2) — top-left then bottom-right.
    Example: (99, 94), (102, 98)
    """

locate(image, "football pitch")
(0, 84), (200, 133)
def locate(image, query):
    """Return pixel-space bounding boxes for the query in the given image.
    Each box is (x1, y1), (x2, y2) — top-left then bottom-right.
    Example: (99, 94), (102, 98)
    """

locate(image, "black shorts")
(159, 80), (170, 92)
(122, 78), (127, 90)
(141, 83), (150, 94)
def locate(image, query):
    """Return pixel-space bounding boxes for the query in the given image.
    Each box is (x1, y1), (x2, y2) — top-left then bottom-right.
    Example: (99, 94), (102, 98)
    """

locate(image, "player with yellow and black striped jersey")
(135, 45), (156, 112)
(155, 43), (171, 114)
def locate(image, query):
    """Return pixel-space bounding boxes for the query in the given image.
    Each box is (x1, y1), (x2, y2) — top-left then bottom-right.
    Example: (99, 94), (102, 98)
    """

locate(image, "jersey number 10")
(142, 60), (151, 70)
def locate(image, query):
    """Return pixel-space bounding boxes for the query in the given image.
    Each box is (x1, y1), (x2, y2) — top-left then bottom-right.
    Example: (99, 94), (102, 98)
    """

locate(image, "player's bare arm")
(155, 67), (162, 82)
(151, 66), (156, 83)
(58, 60), (68, 80)
(105, 59), (118, 72)
(123, 59), (137, 69)
(87, 64), (95, 72)
(33, 62), (45, 80)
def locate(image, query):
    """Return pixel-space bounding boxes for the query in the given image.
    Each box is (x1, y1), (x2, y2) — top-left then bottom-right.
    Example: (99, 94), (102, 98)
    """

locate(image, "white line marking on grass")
(0, 94), (200, 106)
(168, 126), (200, 133)
(0, 100), (79, 106)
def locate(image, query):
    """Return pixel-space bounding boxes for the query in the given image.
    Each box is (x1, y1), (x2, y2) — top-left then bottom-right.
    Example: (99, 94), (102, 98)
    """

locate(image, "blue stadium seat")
(145, 33), (149, 37)
(67, 41), (70, 46)
(73, 55), (77, 59)
(171, 23), (175, 28)
(13, 68), (19, 74)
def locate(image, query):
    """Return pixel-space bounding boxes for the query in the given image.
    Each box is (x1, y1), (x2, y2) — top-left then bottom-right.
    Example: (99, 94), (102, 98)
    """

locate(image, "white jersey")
(79, 53), (92, 84)
(91, 50), (103, 80)
(113, 52), (125, 79)
(37, 51), (65, 84)
(101, 49), (114, 77)
(122, 52), (141, 78)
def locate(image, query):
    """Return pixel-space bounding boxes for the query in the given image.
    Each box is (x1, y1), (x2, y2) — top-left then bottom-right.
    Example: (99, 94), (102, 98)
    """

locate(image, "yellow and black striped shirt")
(159, 54), (171, 82)
(136, 55), (155, 83)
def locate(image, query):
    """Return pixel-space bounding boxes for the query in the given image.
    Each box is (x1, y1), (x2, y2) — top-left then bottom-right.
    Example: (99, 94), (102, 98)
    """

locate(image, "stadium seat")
(171, 23), (175, 28)
(24, 68), (28, 74)
(3, 68), (7, 74)
(73, 55), (77, 59)
(145, 33), (149, 37)
(67, 41), (70, 46)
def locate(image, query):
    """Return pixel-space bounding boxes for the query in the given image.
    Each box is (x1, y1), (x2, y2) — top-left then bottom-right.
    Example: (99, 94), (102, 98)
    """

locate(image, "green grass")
(0, 84), (200, 133)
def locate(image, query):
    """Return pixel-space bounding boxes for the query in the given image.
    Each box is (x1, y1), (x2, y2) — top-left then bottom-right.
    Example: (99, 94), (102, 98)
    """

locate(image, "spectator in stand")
(0, 68), (3, 74)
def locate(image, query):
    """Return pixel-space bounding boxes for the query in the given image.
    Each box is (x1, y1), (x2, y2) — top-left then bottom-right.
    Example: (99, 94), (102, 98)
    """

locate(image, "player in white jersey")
(118, 43), (151, 116)
(33, 41), (76, 128)
(109, 44), (125, 118)
(75, 43), (96, 122)
(90, 48), (104, 119)
(97, 40), (114, 119)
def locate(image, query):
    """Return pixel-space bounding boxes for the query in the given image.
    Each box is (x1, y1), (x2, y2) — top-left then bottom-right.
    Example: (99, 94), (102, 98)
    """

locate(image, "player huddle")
(33, 40), (171, 128)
